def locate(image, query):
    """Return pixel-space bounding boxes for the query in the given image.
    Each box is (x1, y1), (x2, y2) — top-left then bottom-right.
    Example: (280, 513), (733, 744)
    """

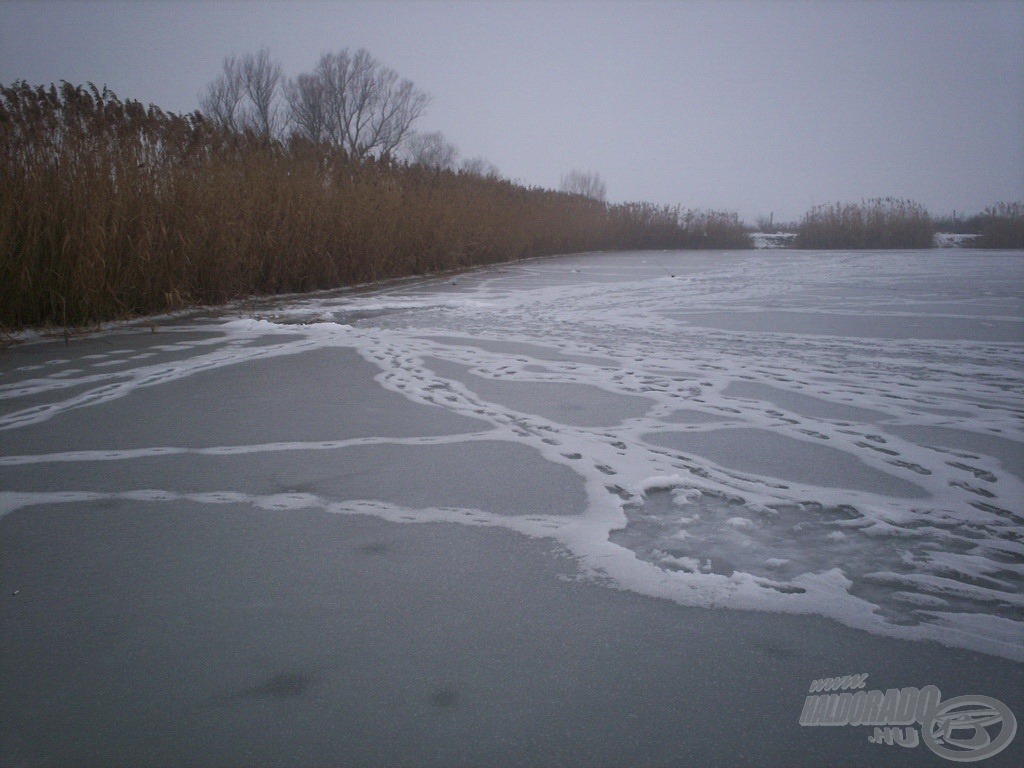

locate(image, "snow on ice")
(2, 249), (1022, 661)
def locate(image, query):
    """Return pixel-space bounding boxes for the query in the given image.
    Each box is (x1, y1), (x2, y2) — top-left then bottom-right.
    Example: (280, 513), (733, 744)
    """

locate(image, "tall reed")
(794, 198), (934, 249)
(1, 81), (751, 331)
(966, 202), (1024, 249)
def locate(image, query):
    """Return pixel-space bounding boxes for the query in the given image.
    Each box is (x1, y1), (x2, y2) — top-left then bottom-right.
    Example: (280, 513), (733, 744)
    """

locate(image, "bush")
(794, 198), (934, 249)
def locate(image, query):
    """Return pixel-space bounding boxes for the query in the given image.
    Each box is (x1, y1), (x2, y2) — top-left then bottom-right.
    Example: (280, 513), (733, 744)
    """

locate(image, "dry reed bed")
(794, 198), (935, 249)
(0, 82), (750, 331)
(966, 202), (1024, 249)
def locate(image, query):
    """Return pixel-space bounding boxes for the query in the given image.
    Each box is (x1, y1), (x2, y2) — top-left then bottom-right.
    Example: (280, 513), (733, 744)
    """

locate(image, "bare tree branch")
(198, 55), (244, 133)
(460, 156), (502, 179)
(241, 48), (283, 138)
(284, 72), (327, 144)
(284, 48), (429, 159)
(200, 49), (284, 138)
(560, 169), (607, 201)
(404, 131), (459, 170)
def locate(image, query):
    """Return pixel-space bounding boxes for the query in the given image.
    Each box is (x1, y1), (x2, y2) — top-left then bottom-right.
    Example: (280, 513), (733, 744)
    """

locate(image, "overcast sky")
(1, 0), (1021, 222)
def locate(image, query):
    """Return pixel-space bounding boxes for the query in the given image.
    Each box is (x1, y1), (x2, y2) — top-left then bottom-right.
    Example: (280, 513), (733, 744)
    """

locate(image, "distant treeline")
(0, 81), (749, 331)
(778, 198), (1023, 250)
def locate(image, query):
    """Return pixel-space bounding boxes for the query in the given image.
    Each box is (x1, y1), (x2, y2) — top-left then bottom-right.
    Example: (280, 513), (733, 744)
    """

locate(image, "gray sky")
(2, 0), (1021, 222)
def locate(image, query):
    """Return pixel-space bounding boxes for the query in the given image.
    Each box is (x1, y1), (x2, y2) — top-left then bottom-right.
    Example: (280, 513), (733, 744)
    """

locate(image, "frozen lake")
(2, 249), (1023, 765)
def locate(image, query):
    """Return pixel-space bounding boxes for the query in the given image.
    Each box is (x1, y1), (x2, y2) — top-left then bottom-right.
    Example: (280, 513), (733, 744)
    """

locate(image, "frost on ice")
(2, 249), (1022, 661)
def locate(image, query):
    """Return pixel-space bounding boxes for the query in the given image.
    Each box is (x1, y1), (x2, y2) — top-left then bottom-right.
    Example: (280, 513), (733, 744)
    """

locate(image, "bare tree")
(199, 48), (283, 137)
(241, 48), (283, 137)
(199, 55), (245, 133)
(286, 48), (429, 159)
(404, 131), (459, 170)
(560, 169), (606, 202)
(460, 156), (502, 179)
(285, 72), (327, 145)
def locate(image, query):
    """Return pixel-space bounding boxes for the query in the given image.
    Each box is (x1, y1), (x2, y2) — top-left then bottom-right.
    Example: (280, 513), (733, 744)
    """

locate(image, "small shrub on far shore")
(794, 198), (934, 249)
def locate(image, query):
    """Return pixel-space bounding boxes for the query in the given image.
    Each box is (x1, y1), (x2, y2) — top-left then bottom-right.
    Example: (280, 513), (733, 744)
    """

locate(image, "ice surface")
(723, 380), (886, 423)
(667, 309), (1022, 341)
(2, 249), (1022, 666)
(7, 501), (1021, 767)
(643, 428), (930, 497)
